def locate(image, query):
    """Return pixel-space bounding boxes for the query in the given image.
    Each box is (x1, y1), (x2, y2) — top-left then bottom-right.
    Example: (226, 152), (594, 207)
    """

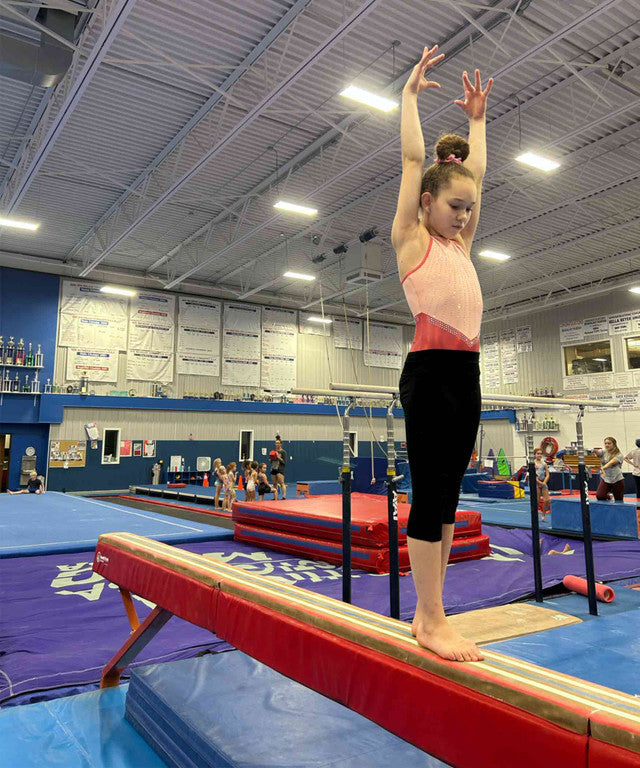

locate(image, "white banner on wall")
(262, 307), (297, 391)
(481, 332), (501, 390)
(176, 354), (220, 377)
(363, 322), (403, 369)
(222, 357), (260, 387)
(299, 312), (331, 336)
(129, 292), (175, 352)
(583, 316), (609, 339)
(60, 280), (129, 319)
(222, 303), (261, 386)
(499, 329), (518, 384)
(516, 326), (532, 353)
(333, 318), (363, 350)
(177, 297), (221, 356)
(58, 314), (128, 350)
(66, 348), (118, 382)
(563, 375), (590, 391)
(559, 321), (584, 343)
(614, 372), (635, 389)
(126, 351), (174, 382)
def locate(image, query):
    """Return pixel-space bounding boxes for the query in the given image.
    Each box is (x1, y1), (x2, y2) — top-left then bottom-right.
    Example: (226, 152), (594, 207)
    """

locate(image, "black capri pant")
(399, 349), (481, 542)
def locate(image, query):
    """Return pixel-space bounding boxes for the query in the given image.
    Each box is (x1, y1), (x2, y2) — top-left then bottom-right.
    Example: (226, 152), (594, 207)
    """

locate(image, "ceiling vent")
(344, 241), (382, 284)
(0, 9), (75, 88)
(345, 268), (383, 285)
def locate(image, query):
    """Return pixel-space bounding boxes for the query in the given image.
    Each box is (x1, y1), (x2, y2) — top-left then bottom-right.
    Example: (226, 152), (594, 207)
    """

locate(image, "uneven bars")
(329, 382), (618, 409)
(292, 387), (396, 400)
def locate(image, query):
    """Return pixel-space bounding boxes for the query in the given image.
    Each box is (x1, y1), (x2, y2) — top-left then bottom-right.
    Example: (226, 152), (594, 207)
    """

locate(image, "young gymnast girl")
(534, 449), (550, 520)
(393, 45), (492, 662)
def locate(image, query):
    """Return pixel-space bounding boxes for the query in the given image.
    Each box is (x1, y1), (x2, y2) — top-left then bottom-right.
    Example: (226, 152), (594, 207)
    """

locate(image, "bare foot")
(411, 617), (484, 662)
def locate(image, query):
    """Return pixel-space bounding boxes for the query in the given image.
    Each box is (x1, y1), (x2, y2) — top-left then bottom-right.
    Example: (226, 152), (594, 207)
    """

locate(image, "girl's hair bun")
(434, 133), (470, 163)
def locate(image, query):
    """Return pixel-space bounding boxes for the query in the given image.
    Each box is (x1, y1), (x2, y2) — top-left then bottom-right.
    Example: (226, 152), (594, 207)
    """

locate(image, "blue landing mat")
(0, 492), (233, 558)
(457, 498), (554, 530)
(126, 652), (447, 768)
(490, 596), (640, 696)
(0, 686), (167, 768)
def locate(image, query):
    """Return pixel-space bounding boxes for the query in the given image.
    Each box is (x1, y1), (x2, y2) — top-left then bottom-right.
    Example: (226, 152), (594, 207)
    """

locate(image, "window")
(239, 430), (254, 462)
(625, 336), (640, 370)
(102, 428), (121, 464)
(349, 431), (358, 457)
(563, 341), (612, 376)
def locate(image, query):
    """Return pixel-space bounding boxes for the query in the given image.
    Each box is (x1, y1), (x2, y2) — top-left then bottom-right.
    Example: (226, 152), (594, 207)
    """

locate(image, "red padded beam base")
(215, 590), (588, 768)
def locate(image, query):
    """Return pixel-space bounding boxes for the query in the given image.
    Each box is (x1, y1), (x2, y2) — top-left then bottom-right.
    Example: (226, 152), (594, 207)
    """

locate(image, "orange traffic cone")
(202, 472), (209, 488)
(237, 474), (244, 491)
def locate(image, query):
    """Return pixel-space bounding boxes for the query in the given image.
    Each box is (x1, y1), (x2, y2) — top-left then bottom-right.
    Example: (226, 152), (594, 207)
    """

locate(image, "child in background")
(225, 462), (237, 510)
(218, 466), (229, 510)
(257, 463), (276, 501)
(624, 439), (640, 500)
(213, 458), (223, 508)
(534, 448), (550, 520)
(595, 437), (624, 501)
(245, 461), (258, 501)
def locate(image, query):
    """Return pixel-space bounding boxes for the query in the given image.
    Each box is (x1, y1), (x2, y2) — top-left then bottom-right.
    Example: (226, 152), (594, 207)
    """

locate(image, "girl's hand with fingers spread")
(403, 44), (445, 96)
(454, 69), (493, 119)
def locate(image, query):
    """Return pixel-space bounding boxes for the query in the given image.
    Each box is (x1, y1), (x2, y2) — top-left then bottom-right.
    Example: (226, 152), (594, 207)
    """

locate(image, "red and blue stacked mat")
(231, 493), (490, 573)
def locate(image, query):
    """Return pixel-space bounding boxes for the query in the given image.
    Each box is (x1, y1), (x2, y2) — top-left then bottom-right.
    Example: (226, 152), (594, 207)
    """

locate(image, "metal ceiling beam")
(1, 0), (135, 214)
(66, 0), (314, 266)
(128, 0), (525, 280)
(78, 0), (383, 278)
(162, 0), (621, 291)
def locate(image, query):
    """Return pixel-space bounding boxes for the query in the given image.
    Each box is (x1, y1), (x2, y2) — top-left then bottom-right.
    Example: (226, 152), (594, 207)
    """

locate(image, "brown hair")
(421, 134), (474, 199)
(604, 436), (621, 456)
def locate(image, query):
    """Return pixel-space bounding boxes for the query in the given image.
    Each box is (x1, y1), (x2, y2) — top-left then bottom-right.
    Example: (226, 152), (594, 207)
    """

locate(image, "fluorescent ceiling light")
(593, 358), (607, 362)
(479, 250), (511, 261)
(307, 316), (332, 324)
(284, 271), (316, 281)
(339, 85), (398, 112)
(629, 286), (640, 294)
(516, 152), (560, 172)
(274, 201), (317, 216)
(100, 286), (137, 297)
(0, 216), (39, 231)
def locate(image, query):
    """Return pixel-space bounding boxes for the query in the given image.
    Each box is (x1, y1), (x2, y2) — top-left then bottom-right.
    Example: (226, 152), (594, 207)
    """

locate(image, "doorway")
(0, 434), (10, 492)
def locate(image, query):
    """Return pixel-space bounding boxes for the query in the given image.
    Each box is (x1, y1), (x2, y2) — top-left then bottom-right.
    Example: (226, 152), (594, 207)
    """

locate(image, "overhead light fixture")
(593, 358), (608, 362)
(274, 201), (317, 216)
(629, 286), (640, 294)
(0, 216), (40, 231)
(359, 228), (378, 243)
(340, 85), (398, 112)
(479, 250), (511, 261)
(515, 152), (560, 172)
(333, 244), (348, 255)
(307, 316), (332, 324)
(100, 286), (137, 297)
(284, 271), (316, 281)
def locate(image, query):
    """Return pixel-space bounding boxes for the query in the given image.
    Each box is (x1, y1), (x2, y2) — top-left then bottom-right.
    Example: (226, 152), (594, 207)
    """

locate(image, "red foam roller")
(562, 575), (615, 603)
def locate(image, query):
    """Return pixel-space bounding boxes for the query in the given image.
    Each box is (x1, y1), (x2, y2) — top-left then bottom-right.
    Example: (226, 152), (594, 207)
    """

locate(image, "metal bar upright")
(386, 396), (400, 619)
(526, 409), (544, 602)
(341, 399), (354, 604)
(576, 405), (598, 616)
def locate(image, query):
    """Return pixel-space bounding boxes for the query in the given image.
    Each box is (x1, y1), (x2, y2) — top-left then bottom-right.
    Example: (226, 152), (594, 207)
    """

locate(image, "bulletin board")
(49, 440), (87, 468)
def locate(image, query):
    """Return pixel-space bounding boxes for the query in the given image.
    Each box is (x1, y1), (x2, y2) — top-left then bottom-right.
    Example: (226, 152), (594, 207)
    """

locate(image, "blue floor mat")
(0, 492), (233, 557)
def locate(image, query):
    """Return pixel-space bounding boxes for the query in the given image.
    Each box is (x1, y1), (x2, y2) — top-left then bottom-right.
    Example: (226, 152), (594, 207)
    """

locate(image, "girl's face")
(535, 451), (542, 461)
(421, 176), (476, 239)
(603, 439), (613, 451)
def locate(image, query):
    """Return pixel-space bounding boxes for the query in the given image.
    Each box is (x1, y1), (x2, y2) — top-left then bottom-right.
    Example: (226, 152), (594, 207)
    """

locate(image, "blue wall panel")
(46, 438), (397, 492)
(0, 267), (59, 488)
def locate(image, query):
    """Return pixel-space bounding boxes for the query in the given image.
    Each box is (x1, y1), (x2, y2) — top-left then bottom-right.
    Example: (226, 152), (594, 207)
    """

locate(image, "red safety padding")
(93, 541), (219, 631)
(233, 522), (411, 573)
(453, 510), (482, 539)
(449, 534), (491, 563)
(167, 482), (187, 488)
(588, 740), (640, 768)
(215, 590), (589, 768)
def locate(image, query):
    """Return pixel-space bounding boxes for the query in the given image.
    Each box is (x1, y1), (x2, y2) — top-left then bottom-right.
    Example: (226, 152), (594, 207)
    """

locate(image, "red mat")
(233, 523), (490, 573)
(232, 493), (481, 547)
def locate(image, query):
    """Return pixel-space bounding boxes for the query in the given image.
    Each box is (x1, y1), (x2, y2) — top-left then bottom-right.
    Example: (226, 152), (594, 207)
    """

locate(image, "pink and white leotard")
(401, 235), (483, 352)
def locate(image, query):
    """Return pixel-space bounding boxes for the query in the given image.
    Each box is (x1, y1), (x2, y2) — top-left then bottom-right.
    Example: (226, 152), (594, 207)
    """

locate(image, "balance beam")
(93, 532), (640, 768)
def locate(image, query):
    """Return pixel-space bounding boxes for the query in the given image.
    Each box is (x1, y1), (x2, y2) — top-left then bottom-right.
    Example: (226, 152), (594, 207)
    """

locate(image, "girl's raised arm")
(391, 45), (444, 249)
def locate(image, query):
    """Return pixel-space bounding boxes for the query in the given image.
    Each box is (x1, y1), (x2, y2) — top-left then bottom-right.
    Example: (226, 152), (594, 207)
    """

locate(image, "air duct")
(0, 9), (76, 88)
